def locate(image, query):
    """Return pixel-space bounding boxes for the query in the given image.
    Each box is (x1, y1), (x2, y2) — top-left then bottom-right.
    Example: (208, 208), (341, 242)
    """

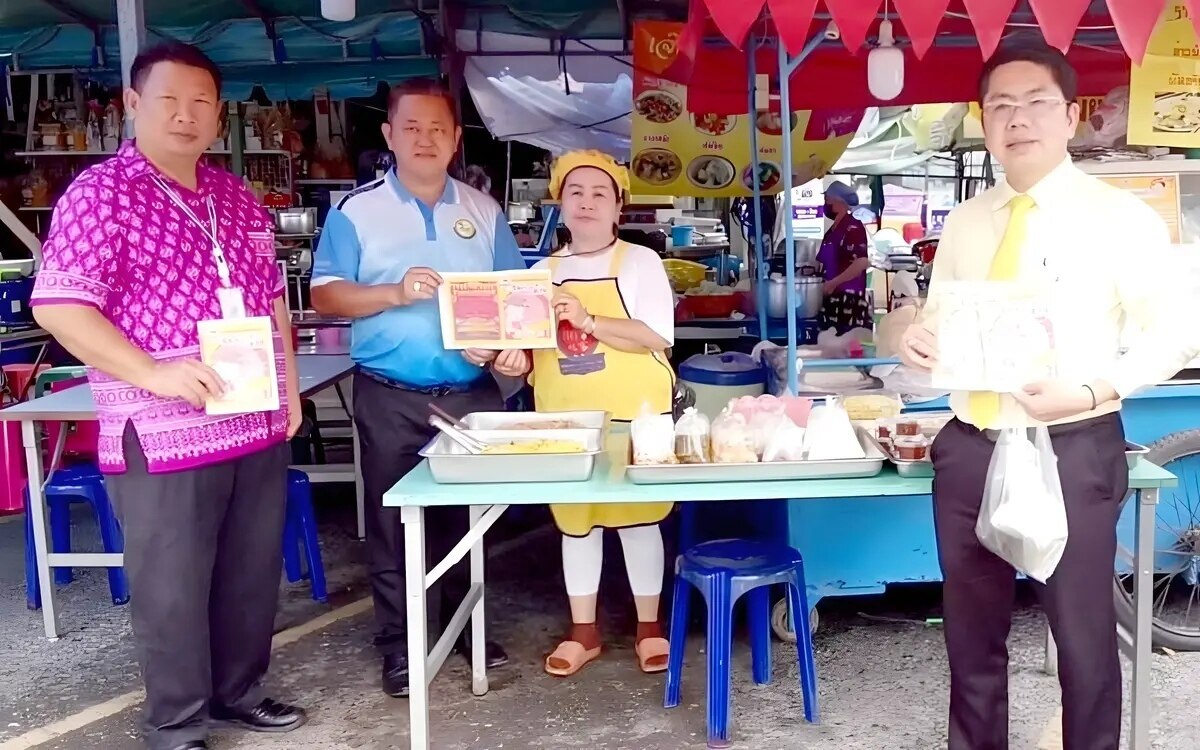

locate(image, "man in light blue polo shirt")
(311, 78), (526, 699)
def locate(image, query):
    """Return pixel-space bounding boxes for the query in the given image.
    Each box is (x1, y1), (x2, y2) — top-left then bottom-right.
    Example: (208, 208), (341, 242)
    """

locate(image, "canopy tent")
(664, 0), (1169, 112)
(0, 1), (445, 99)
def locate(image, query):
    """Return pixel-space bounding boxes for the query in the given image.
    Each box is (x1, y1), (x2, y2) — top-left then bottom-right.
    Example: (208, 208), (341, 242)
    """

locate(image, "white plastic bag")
(975, 427), (1068, 583)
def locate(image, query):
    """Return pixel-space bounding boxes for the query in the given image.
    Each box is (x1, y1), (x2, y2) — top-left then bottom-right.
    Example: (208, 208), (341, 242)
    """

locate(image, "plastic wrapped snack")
(749, 407), (787, 458)
(803, 399), (866, 460)
(762, 417), (807, 462)
(674, 406), (712, 463)
(711, 409), (759, 463)
(631, 404), (677, 465)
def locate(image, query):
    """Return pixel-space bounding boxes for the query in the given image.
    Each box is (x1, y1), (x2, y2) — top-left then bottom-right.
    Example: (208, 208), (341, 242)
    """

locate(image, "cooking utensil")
(763, 275), (823, 319)
(429, 402), (468, 431)
(427, 414), (486, 454)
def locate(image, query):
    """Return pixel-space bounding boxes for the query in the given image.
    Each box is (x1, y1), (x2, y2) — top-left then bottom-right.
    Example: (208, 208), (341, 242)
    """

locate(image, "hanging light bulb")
(321, 0), (355, 22)
(868, 18), (905, 101)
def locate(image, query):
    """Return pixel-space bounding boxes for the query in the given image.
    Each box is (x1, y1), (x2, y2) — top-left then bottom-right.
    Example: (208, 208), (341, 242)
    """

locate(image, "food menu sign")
(1129, 4), (1200, 146)
(630, 21), (863, 198)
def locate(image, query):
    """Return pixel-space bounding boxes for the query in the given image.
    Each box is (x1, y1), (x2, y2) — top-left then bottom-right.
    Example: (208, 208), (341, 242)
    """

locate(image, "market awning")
(690, 0), (1186, 62)
(662, 1), (1142, 112)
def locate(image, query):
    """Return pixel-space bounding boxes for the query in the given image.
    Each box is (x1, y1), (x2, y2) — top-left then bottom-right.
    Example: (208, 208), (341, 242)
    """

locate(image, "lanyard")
(152, 175), (232, 287)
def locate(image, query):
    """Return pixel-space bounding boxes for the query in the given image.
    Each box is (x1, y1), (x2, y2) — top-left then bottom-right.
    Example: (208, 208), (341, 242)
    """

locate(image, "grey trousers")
(106, 426), (290, 750)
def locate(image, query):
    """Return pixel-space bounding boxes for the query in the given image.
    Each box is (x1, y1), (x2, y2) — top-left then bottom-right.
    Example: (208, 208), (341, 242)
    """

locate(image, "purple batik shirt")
(31, 141), (289, 475)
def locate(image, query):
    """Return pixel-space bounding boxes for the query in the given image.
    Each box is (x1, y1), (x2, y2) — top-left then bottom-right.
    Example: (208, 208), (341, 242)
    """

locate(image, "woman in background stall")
(499, 149), (677, 677)
(818, 181), (873, 332)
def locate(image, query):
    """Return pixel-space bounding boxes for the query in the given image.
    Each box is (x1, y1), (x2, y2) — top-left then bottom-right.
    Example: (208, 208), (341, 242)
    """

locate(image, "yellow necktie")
(967, 193), (1035, 428)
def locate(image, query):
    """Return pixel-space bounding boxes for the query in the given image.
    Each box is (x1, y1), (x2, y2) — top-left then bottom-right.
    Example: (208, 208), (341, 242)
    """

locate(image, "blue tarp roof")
(0, 13), (436, 99)
(0, 0), (647, 99)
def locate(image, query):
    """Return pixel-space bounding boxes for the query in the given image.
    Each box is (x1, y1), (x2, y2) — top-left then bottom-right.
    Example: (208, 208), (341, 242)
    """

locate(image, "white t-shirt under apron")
(533, 242), (676, 346)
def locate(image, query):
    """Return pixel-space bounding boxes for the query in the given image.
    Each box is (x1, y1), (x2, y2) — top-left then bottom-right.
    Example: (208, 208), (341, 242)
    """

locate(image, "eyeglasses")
(980, 97), (1067, 122)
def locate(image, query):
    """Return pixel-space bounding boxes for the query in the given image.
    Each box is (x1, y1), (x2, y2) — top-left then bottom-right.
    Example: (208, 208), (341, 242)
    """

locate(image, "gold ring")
(413, 281), (422, 292)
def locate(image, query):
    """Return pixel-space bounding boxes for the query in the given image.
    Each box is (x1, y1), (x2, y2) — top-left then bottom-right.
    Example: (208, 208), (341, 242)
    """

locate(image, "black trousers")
(353, 372), (503, 657)
(106, 426), (289, 750)
(931, 414), (1129, 750)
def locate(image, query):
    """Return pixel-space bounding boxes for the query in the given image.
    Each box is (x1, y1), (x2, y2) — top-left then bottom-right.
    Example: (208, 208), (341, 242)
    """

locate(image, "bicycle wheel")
(1113, 429), (1200, 651)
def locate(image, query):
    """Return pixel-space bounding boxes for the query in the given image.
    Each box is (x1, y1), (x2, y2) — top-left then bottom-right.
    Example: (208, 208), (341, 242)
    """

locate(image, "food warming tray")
(624, 427), (885, 485)
(420, 429), (604, 484)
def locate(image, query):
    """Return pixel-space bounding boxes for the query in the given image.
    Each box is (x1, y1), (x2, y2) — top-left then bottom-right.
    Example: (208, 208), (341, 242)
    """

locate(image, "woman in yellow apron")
(502, 150), (677, 676)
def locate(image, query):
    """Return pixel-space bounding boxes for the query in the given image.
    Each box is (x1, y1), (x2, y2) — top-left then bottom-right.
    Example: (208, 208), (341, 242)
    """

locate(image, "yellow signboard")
(1129, 4), (1200, 146)
(1096, 174), (1182, 242)
(629, 21), (860, 197)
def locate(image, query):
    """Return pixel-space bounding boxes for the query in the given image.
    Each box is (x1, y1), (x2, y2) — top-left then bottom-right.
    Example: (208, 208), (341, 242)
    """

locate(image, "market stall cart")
(0, 353), (359, 640)
(383, 428), (1175, 750)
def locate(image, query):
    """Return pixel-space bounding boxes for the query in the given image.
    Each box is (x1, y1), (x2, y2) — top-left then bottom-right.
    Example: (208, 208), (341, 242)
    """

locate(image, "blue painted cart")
(685, 356), (1200, 649)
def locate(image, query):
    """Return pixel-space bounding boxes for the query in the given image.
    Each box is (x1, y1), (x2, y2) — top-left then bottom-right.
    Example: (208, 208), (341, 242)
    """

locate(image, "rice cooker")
(678, 352), (767, 419)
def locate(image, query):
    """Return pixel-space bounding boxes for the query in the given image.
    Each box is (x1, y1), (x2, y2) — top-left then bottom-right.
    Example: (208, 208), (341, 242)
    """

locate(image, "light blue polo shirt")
(312, 170), (526, 387)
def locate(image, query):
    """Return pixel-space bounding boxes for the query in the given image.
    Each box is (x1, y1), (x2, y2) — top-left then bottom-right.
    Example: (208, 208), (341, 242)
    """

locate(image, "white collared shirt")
(923, 157), (1199, 428)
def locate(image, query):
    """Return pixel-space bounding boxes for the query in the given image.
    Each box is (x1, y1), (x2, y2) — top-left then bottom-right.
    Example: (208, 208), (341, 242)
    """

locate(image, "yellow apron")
(533, 241), (675, 537)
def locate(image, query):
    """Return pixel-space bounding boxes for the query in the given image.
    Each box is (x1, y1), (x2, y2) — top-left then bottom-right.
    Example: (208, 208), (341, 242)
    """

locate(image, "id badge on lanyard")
(154, 177), (247, 319)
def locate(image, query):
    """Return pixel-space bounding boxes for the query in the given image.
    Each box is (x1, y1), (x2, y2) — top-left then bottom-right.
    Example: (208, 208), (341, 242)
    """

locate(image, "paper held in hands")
(437, 269), (557, 350)
(929, 281), (1057, 392)
(198, 316), (280, 416)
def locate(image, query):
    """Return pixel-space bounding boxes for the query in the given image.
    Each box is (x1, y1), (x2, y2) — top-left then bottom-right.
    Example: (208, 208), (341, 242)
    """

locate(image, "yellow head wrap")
(548, 149), (631, 201)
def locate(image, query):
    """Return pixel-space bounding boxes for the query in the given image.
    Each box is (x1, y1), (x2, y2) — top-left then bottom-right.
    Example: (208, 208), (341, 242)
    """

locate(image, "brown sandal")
(544, 640), (602, 677)
(635, 636), (670, 673)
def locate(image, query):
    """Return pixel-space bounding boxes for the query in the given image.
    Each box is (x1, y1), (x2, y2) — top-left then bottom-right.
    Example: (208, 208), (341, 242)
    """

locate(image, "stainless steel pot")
(763, 275), (823, 319)
(275, 208), (316, 236)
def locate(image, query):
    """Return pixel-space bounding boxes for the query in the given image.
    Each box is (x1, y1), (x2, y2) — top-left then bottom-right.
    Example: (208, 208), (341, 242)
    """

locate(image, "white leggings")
(561, 524), (664, 598)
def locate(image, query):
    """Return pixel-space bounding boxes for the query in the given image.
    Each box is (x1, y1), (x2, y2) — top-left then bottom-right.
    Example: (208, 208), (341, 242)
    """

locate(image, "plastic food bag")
(803, 399), (865, 460)
(711, 409), (758, 463)
(674, 406), (711, 463)
(748, 402), (787, 457)
(975, 427), (1068, 583)
(762, 417), (806, 462)
(631, 403), (677, 465)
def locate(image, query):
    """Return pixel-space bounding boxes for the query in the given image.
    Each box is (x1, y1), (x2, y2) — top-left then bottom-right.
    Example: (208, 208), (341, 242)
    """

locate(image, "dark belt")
(356, 367), (484, 396)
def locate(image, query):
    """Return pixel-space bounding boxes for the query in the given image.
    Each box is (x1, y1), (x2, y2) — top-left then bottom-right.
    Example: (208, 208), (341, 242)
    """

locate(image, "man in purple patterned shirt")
(32, 43), (304, 750)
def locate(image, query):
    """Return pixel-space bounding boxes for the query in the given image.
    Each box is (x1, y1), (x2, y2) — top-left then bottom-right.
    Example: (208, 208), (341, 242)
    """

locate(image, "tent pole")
(748, 35), (767, 343)
(777, 30), (825, 394)
(116, 0), (146, 140)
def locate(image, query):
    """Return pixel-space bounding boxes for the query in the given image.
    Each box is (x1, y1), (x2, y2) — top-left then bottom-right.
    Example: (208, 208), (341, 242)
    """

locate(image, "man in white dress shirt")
(900, 39), (1199, 750)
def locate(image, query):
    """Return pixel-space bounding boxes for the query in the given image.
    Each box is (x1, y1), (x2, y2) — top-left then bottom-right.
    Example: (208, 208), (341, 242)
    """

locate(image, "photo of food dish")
(632, 148), (683, 185)
(1153, 92), (1200, 133)
(635, 90), (683, 124)
(742, 161), (782, 191)
(693, 113), (737, 136)
(686, 156), (736, 189)
(756, 110), (800, 135)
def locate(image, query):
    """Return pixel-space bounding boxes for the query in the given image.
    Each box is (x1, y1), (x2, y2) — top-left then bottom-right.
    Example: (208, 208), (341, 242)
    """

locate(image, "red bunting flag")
(892, 0), (953, 59)
(825, 0), (883, 55)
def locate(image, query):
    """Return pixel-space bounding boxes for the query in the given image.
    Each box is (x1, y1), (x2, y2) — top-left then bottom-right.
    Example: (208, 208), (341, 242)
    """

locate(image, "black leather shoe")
(454, 638), (510, 669)
(382, 653), (410, 697)
(210, 698), (306, 733)
(169, 743), (207, 750)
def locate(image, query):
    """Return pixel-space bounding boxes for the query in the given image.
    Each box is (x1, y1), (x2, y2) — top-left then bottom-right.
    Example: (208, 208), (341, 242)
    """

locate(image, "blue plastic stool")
(283, 469), (327, 602)
(23, 462), (129, 610)
(664, 538), (818, 747)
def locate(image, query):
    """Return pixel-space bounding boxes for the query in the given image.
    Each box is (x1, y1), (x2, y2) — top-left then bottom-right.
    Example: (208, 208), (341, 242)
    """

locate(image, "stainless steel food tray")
(420, 429), (603, 484)
(463, 410), (609, 432)
(624, 428), (885, 485)
(866, 427), (1151, 477)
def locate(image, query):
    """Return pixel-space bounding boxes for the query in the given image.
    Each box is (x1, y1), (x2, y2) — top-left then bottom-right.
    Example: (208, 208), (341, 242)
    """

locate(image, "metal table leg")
(353, 422), (365, 540)
(403, 505), (430, 750)
(1130, 487), (1156, 750)
(23, 419), (60, 640)
(469, 505), (488, 697)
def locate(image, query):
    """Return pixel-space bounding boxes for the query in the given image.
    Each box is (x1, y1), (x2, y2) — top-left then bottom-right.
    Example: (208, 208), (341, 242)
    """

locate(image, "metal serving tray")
(462, 410), (609, 432)
(624, 428), (885, 485)
(420, 429), (604, 484)
(865, 410), (1151, 477)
